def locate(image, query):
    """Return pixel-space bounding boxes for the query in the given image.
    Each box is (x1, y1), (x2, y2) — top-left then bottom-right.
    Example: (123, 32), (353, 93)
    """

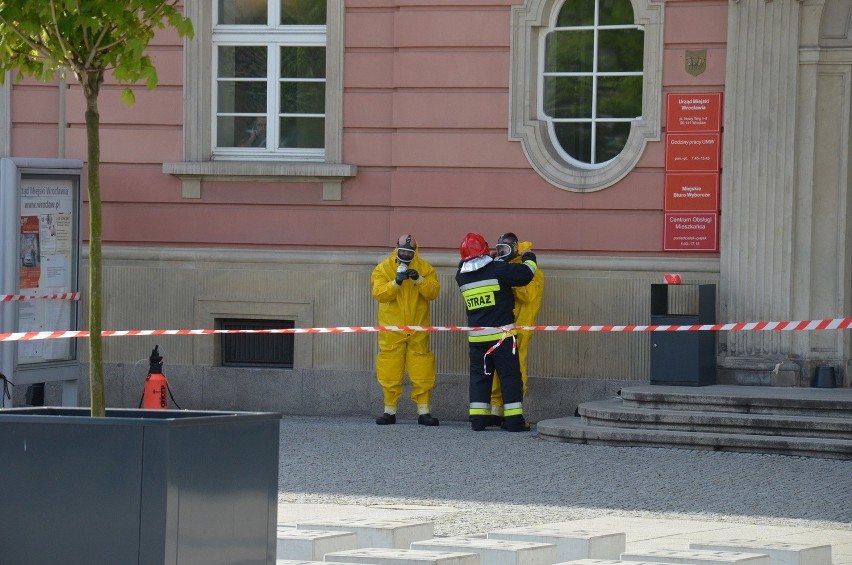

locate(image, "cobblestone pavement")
(277, 416), (852, 552)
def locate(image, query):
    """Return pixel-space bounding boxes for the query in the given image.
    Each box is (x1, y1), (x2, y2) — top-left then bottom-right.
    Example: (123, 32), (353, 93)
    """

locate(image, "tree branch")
(92, 0), (169, 57)
(48, 0), (85, 76)
(0, 13), (61, 68)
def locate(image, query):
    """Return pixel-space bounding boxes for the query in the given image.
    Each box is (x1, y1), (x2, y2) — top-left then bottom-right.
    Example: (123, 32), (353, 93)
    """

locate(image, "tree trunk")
(83, 72), (104, 417)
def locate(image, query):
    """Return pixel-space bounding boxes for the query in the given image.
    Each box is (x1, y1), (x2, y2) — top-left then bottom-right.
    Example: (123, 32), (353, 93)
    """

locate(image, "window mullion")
(269, 0), (280, 28)
(591, 0), (600, 164)
(212, 46), (220, 152)
(268, 43), (278, 150)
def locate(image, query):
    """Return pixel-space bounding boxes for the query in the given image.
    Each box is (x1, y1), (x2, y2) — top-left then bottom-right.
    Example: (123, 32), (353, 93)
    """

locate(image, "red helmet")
(460, 233), (489, 261)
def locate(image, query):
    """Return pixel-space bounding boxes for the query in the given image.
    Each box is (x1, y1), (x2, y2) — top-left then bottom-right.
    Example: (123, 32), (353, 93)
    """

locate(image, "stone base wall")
(70, 363), (631, 423)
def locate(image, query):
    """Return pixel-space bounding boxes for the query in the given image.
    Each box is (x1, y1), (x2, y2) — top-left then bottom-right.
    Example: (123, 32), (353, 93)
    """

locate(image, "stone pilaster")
(718, 0), (802, 384)
(791, 0), (852, 386)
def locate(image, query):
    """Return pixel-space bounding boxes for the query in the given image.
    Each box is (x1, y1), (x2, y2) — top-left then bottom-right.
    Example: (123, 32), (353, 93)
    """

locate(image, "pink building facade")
(3, 0), (851, 418)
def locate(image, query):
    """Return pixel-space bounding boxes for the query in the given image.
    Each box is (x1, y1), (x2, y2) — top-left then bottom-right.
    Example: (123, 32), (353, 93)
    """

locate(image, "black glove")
(405, 269), (419, 281)
(522, 251), (537, 263)
(395, 269), (408, 284)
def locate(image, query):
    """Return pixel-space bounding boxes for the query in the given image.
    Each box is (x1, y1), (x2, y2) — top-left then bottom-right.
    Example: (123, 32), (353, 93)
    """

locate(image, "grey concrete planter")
(0, 407), (282, 565)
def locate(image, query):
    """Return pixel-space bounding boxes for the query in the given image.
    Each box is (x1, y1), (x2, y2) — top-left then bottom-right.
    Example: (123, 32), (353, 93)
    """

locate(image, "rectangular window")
(279, 45), (326, 148)
(213, 0), (326, 160)
(220, 319), (295, 368)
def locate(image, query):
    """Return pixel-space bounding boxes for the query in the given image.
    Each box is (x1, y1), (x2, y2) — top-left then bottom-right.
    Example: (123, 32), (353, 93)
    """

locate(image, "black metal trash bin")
(650, 283), (716, 386)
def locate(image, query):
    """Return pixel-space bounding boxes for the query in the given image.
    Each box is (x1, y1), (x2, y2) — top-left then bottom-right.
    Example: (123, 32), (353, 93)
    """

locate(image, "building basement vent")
(220, 319), (294, 368)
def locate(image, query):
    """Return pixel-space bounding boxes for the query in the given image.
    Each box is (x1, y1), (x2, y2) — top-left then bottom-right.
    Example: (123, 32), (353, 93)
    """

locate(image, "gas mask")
(397, 235), (416, 266)
(494, 235), (518, 261)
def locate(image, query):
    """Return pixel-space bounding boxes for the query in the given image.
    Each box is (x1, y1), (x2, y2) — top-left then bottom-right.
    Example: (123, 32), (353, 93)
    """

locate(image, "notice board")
(0, 158), (82, 388)
(664, 172), (719, 212)
(665, 93), (722, 133)
(663, 213), (718, 251)
(663, 93), (722, 251)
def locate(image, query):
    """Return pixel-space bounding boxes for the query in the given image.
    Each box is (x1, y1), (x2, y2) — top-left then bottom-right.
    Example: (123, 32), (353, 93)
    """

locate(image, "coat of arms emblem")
(685, 49), (707, 77)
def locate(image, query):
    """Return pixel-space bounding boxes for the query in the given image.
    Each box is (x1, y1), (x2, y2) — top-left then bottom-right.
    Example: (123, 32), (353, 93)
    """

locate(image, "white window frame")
(540, 19), (644, 168)
(510, 0), (663, 192)
(164, 0), (355, 200)
(212, 6), (327, 161)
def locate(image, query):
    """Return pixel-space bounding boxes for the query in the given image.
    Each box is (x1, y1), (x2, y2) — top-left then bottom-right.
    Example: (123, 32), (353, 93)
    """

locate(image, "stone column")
(791, 0), (852, 386)
(718, 0), (803, 384)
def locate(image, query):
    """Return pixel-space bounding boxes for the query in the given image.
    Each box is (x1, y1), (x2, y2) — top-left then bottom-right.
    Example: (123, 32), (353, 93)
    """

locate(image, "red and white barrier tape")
(1, 292), (81, 302)
(1, 318), (851, 342)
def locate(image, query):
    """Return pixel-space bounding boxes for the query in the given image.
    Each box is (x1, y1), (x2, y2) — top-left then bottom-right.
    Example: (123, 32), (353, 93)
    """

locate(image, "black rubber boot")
(417, 413), (439, 426)
(486, 415), (504, 427)
(470, 415), (502, 431)
(501, 415), (530, 432)
(470, 416), (488, 431)
(375, 413), (396, 425)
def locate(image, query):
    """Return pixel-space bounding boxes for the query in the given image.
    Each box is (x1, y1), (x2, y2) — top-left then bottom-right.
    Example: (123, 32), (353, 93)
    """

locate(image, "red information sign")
(663, 213), (718, 251)
(664, 173), (719, 212)
(665, 133), (720, 172)
(666, 93), (722, 132)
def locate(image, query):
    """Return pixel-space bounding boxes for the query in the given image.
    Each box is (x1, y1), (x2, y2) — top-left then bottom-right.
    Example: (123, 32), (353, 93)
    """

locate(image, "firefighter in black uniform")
(455, 232), (538, 432)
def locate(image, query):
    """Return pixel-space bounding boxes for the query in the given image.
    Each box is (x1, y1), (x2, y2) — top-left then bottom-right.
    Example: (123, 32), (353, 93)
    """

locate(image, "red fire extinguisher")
(141, 345), (169, 409)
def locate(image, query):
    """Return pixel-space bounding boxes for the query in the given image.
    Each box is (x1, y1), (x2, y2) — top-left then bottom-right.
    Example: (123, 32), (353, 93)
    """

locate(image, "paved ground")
(276, 416), (852, 563)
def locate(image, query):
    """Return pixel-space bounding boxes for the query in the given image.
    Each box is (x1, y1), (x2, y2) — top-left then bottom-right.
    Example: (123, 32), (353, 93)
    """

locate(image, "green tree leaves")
(0, 0), (193, 416)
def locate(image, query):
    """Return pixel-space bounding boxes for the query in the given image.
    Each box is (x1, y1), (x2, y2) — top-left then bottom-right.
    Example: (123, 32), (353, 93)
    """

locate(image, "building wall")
(8, 0), (726, 417)
(9, 0), (727, 254)
(74, 246), (718, 420)
(7, 1), (851, 415)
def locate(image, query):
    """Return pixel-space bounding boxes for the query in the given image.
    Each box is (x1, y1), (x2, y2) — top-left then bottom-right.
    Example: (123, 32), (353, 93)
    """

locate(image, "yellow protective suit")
(371, 246), (441, 410)
(491, 241), (544, 406)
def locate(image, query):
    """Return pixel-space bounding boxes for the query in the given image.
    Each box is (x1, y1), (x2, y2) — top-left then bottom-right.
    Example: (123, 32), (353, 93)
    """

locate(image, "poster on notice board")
(17, 177), (76, 364)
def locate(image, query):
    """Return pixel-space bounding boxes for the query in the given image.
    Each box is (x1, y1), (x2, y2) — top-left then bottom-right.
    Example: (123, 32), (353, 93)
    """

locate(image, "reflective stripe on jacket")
(455, 258), (535, 342)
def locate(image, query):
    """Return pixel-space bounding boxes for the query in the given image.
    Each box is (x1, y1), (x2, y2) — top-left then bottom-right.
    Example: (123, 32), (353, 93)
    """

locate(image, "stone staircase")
(535, 385), (852, 460)
(274, 517), (836, 565)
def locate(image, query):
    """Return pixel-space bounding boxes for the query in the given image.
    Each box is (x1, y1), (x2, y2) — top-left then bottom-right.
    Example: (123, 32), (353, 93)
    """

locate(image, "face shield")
(397, 247), (415, 265)
(494, 242), (514, 260)
(396, 234), (416, 265)
(494, 235), (518, 261)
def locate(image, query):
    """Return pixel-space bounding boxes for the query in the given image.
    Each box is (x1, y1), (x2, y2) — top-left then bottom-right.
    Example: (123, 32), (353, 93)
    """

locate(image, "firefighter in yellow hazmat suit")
(371, 234), (441, 426)
(490, 233), (544, 418)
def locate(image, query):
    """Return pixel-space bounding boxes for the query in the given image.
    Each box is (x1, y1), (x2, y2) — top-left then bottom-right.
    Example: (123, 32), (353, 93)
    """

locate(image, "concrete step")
(535, 417), (852, 459)
(295, 518), (434, 549)
(274, 513), (848, 565)
(276, 528), (358, 561)
(558, 561), (670, 565)
(486, 523), (625, 562)
(619, 548), (770, 564)
(689, 540), (832, 565)
(619, 385), (852, 418)
(411, 536), (557, 565)
(276, 561), (352, 565)
(578, 399), (852, 439)
(537, 385), (852, 459)
(325, 547), (481, 565)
